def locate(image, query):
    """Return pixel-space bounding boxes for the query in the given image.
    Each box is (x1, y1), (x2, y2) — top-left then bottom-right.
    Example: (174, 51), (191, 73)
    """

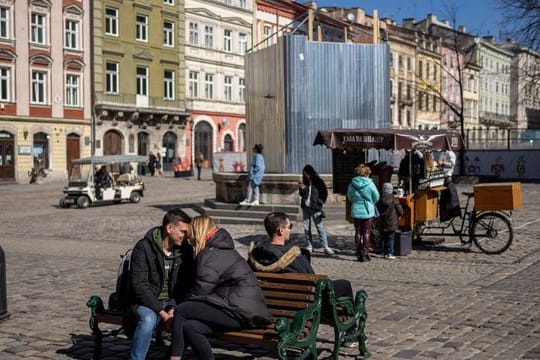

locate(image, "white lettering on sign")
(342, 135), (384, 144)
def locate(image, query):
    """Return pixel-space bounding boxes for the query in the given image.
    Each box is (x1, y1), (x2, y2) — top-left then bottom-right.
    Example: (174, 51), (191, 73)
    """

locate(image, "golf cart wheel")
(77, 196), (90, 209)
(59, 198), (66, 208)
(130, 191), (141, 203)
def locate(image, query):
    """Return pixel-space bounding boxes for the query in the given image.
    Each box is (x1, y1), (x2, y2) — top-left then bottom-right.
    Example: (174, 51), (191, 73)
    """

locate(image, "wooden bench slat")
(265, 299), (312, 310)
(262, 289), (316, 301)
(259, 282), (316, 292)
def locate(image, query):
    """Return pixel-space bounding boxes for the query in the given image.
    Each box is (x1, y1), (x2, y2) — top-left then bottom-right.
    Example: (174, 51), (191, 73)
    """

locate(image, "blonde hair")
(354, 164), (371, 177)
(187, 215), (217, 256)
(425, 152), (436, 172)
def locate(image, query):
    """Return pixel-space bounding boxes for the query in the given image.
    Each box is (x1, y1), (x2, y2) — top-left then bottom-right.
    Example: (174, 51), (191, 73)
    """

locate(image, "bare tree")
(498, 0), (540, 51)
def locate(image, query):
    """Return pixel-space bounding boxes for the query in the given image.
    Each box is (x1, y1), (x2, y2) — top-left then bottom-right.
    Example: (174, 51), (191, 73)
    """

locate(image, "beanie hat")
(382, 182), (393, 195)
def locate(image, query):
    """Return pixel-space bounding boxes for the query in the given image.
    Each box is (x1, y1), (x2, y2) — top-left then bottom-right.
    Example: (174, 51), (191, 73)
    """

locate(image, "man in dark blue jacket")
(129, 209), (194, 360)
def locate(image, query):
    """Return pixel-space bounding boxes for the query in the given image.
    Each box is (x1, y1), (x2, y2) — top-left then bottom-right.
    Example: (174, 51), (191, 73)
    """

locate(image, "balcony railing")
(95, 92), (185, 111)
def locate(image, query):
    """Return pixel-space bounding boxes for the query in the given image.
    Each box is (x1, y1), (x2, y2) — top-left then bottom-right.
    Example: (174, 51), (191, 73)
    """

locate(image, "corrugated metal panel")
(245, 35), (390, 175)
(284, 36), (390, 173)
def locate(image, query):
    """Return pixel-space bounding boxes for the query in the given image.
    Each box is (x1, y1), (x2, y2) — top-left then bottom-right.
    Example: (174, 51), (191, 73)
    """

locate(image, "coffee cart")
(314, 129), (520, 254)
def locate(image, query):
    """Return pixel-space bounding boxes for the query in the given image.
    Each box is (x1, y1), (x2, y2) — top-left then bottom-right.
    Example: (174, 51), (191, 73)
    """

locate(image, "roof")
(72, 155), (149, 165)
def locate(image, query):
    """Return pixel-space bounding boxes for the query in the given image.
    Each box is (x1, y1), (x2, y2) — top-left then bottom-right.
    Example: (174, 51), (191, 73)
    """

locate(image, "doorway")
(0, 131), (15, 180)
(103, 130), (123, 155)
(194, 121), (213, 166)
(66, 133), (80, 177)
(162, 131), (177, 172)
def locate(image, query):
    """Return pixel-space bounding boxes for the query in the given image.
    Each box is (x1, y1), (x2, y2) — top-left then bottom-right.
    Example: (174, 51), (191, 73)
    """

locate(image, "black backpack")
(109, 249), (133, 313)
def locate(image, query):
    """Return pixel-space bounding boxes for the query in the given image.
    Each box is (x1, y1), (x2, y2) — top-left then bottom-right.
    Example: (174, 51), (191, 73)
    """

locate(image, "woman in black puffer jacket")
(170, 215), (272, 360)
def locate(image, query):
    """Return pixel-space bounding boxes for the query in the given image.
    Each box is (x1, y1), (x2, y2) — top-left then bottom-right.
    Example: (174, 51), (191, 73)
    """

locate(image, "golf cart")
(59, 155), (147, 209)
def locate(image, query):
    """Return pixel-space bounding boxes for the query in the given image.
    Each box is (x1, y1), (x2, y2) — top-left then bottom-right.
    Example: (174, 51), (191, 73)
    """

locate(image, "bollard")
(0, 245), (7, 319)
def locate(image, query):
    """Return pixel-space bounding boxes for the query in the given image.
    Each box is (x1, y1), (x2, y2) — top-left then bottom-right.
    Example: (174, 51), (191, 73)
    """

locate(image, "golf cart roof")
(72, 155), (148, 165)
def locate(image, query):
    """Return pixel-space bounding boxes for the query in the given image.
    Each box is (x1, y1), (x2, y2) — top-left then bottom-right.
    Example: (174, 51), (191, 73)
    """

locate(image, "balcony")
(95, 92), (189, 116)
(479, 112), (515, 128)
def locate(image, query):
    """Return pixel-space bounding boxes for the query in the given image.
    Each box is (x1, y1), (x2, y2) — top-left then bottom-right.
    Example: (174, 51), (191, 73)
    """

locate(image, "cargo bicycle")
(414, 189), (515, 254)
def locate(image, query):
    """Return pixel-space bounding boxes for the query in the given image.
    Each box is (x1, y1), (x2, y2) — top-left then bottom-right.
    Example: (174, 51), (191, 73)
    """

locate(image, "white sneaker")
(343, 341), (359, 348)
(249, 200), (260, 206)
(306, 244), (313, 253)
(387, 255), (396, 259)
(239, 200), (250, 206)
(323, 247), (335, 255)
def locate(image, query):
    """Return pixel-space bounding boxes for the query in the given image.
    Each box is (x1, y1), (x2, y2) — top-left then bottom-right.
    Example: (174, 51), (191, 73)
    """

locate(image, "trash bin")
(0, 245), (7, 318)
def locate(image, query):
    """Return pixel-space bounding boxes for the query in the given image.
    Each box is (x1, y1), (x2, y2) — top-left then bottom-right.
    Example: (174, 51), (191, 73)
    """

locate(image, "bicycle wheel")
(470, 212), (513, 254)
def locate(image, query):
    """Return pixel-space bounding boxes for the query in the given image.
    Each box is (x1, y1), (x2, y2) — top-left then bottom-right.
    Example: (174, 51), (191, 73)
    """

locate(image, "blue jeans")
(381, 230), (395, 256)
(245, 180), (260, 202)
(303, 208), (329, 248)
(130, 301), (170, 360)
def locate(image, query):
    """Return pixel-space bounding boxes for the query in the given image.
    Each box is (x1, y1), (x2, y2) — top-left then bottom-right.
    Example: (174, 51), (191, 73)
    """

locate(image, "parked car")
(59, 155), (147, 209)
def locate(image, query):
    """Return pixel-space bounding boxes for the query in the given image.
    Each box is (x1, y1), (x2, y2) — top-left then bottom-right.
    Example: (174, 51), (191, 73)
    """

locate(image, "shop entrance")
(0, 131), (14, 180)
(194, 121), (213, 166)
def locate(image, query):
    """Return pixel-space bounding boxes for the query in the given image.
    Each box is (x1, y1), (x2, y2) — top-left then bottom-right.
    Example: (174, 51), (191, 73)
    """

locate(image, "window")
(224, 29), (232, 52)
(418, 92), (423, 110)
(163, 21), (174, 47)
(64, 19), (79, 49)
(407, 57), (412, 71)
(163, 70), (175, 100)
(239, 0), (248, 8)
(224, 134), (234, 152)
(136, 66), (148, 96)
(406, 84), (411, 100)
(398, 55), (403, 69)
(238, 33), (247, 54)
(426, 63), (430, 80)
(189, 22), (198, 45)
(164, 0), (174, 4)
(239, 78), (245, 102)
(0, 7), (10, 39)
(136, 14), (148, 42)
(418, 60), (423, 78)
(105, 62), (119, 94)
(406, 110), (411, 126)
(433, 94), (437, 112)
(204, 73), (214, 99)
(105, 7), (118, 36)
(204, 25), (213, 48)
(30, 12), (46, 45)
(188, 71), (199, 98)
(65, 74), (80, 106)
(263, 26), (271, 47)
(224, 76), (232, 102)
(425, 94), (429, 111)
(31, 70), (47, 104)
(33, 132), (49, 169)
(433, 66), (437, 81)
(0, 67), (10, 101)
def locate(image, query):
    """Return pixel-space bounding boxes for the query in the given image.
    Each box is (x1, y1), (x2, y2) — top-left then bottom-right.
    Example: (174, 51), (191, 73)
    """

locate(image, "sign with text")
(18, 145), (32, 155)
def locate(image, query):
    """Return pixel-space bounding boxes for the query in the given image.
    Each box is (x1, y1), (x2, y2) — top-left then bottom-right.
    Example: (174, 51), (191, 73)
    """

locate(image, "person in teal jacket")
(240, 144), (265, 206)
(347, 164), (380, 262)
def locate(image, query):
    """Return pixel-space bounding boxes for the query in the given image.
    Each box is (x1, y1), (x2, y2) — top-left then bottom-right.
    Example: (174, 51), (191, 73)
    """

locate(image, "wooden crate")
(415, 190), (438, 222)
(474, 182), (522, 211)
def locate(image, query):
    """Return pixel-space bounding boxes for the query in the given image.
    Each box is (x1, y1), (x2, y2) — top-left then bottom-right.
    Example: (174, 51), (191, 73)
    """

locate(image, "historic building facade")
(0, 0), (91, 183)
(184, 0), (252, 168)
(93, 0), (190, 172)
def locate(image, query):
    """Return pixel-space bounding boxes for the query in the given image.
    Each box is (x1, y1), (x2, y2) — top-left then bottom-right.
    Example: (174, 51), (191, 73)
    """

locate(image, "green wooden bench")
(87, 272), (330, 360)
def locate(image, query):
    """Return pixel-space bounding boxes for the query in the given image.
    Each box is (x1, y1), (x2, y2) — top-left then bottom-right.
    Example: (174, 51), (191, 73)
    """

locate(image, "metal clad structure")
(246, 35), (389, 174)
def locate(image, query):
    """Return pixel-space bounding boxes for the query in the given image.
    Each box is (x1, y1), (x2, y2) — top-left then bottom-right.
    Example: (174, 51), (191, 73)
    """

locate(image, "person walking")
(376, 183), (403, 259)
(195, 152), (205, 181)
(299, 165), (334, 254)
(128, 209), (195, 360)
(148, 152), (156, 177)
(239, 144), (265, 206)
(347, 164), (380, 262)
(169, 215), (272, 360)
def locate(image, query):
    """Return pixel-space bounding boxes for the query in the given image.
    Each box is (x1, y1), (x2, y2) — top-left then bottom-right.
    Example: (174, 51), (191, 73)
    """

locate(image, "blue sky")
(315, 0), (507, 40)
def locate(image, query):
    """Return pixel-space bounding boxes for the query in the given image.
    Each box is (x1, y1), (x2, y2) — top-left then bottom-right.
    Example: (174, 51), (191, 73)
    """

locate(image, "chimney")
(402, 18), (416, 29)
(458, 25), (466, 33)
(483, 35), (494, 44)
(428, 14), (437, 24)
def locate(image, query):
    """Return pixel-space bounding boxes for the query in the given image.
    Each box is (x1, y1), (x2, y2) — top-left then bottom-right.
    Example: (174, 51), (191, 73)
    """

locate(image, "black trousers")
(170, 301), (242, 359)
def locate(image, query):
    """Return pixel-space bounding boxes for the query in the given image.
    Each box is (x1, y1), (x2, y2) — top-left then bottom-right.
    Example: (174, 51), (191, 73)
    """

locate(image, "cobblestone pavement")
(1, 173), (540, 359)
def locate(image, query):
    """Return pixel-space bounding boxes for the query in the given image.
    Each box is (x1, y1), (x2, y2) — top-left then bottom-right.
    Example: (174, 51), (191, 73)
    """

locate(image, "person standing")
(239, 144), (265, 206)
(195, 152), (205, 181)
(347, 164), (380, 262)
(155, 153), (164, 176)
(148, 152), (156, 177)
(128, 209), (195, 360)
(376, 183), (403, 259)
(169, 215), (272, 360)
(438, 148), (456, 183)
(299, 165), (334, 254)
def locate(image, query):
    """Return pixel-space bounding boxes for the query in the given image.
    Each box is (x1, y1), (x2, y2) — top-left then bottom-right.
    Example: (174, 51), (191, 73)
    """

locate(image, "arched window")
(103, 130), (123, 155)
(238, 123), (246, 151)
(33, 132), (49, 169)
(224, 134), (234, 152)
(137, 132), (149, 156)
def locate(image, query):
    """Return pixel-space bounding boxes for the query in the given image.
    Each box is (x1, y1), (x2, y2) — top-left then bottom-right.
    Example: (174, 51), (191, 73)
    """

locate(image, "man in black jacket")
(129, 208), (194, 360)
